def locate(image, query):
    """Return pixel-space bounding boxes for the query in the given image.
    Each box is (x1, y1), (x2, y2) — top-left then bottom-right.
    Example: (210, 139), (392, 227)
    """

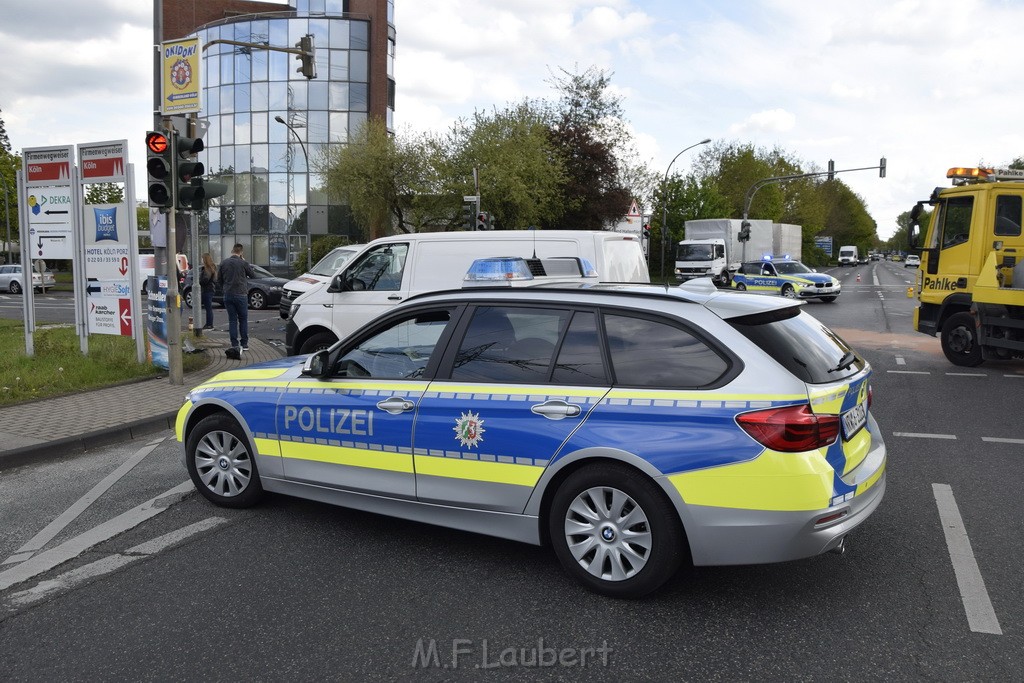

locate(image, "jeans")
(224, 294), (249, 349)
(201, 286), (215, 328)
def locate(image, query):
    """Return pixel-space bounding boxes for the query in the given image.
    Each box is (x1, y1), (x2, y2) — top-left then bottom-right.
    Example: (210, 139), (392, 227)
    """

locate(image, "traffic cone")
(856, 273), (861, 283)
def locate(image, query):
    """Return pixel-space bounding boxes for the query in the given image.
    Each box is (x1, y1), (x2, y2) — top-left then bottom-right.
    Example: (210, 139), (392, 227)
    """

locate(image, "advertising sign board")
(160, 37), (203, 115)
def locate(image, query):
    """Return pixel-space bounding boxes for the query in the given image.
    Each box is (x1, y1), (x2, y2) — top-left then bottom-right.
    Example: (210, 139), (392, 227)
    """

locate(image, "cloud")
(730, 109), (796, 136)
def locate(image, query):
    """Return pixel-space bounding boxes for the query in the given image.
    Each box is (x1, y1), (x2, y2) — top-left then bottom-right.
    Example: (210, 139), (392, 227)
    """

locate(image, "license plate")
(841, 402), (867, 439)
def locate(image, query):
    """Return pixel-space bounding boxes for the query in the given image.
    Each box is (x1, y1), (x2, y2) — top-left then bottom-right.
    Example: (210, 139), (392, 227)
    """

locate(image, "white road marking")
(895, 357), (906, 366)
(2, 436), (169, 566)
(946, 372), (987, 377)
(893, 432), (957, 439)
(887, 370), (930, 375)
(1004, 375), (1024, 379)
(7, 517), (226, 607)
(932, 484), (1003, 635)
(0, 481), (193, 592)
(981, 437), (1024, 444)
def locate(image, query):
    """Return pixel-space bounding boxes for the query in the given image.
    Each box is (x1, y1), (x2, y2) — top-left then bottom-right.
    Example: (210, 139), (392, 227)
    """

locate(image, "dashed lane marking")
(981, 437), (1024, 444)
(887, 370), (930, 375)
(933, 484), (1003, 635)
(946, 372), (987, 377)
(893, 432), (957, 439)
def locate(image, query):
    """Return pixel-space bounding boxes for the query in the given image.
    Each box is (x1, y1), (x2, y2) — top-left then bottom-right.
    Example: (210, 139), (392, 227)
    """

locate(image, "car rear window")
(728, 308), (865, 384)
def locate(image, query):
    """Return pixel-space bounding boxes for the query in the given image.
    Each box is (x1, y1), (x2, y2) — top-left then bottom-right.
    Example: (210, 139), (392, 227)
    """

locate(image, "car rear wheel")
(10, 280), (21, 294)
(185, 413), (264, 508)
(248, 289), (267, 310)
(183, 288), (193, 308)
(941, 311), (984, 367)
(781, 284), (797, 299)
(735, 283), (746, 291)
(549, 463), (686, 598)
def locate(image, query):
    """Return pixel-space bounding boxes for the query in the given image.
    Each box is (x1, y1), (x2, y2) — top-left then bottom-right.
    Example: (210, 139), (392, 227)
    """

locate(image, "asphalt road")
(1, 261), (1022, 680)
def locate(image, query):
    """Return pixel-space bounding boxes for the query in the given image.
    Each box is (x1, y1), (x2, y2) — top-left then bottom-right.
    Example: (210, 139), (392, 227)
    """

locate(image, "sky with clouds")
(2, 0), (1023, 239)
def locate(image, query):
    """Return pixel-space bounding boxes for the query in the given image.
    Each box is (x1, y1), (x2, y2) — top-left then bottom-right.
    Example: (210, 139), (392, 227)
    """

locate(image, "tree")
(319, 118), (436, 238)
(84, 183), (124, 205)
(539, 67), (634, 230)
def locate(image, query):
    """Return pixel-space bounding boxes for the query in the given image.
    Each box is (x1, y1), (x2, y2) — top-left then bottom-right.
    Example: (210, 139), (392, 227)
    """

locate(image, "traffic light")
(175, 135), (204, 211)
(462, 203), (474, 230)
(145, 131), (174, 211)
(738, 220), (751, 242)
(295, 34), (316, 79)
(475, 212), (491, 230)
(827, 159), (835, 181)
(642, 223), (651, 239)
(879, 157), (887, 178)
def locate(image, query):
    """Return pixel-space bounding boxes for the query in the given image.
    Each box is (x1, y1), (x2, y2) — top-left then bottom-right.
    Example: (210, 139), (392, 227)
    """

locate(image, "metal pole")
(275, 115), (311, 271)
(660, 138), (711, 282)
(0, 174), (11, 265)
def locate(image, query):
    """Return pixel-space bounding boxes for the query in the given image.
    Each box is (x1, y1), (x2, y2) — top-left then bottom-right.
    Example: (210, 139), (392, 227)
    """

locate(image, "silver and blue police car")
(732, 257), (841, 301)
(176, 267), (884, 598)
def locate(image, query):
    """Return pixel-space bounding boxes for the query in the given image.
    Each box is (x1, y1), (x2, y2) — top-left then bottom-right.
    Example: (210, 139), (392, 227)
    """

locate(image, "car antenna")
(531, 225), (537, 259)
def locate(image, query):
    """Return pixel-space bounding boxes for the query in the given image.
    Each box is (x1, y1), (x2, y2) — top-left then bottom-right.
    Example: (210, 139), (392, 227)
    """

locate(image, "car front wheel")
(10, 280), (22, 294)
(781, 284), (797, 299)
(735, 283), (746, 291)
(185, 413), (264, 508)
(299, 332), (337, 355)
(549, 463), (686, 598)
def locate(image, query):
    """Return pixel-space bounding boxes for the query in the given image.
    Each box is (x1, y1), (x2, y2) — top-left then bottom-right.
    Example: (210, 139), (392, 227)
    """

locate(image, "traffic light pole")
(162, 120), (184, 385)
(739, 159), (887, 263)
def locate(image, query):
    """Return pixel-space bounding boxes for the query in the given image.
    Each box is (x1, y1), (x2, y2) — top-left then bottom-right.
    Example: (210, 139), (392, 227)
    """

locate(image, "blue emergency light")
(464, 257), (534, 283)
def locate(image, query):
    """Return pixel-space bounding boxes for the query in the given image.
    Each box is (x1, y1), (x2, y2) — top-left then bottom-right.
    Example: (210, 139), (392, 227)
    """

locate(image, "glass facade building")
(184, 0), (394, 273)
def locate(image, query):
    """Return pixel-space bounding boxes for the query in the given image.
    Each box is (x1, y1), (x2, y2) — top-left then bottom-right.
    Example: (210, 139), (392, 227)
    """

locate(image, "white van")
(838, 245), (859, 266)
(285, 230), (649, 355)
(278, 244), (364, 319)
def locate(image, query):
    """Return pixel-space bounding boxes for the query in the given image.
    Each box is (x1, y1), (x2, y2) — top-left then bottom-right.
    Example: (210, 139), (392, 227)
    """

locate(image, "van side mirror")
(328, 273), (347, 293)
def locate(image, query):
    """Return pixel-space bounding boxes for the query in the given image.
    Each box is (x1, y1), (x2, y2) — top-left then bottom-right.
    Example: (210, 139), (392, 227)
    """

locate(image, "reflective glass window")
(329, 112), (348, 142)
(351, 21), (369, 50)
(329, 81), (349, 110)
(251, 82), (269, 112)
(308, 80), (329, 110)
(350, 83), (368, 111)
(329, 19), (350, 49)
(350, 51), (368, 82)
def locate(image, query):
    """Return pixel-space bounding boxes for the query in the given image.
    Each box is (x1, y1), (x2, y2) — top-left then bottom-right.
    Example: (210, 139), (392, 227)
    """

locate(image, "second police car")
(176, 261), (884, 598)
(732, 257), (841, 302)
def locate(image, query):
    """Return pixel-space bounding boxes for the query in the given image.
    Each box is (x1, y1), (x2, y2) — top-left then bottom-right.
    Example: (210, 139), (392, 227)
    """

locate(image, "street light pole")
(660, 138), (711, 282)
(0, 172), (11, 266)
(275, 114), (312, 272)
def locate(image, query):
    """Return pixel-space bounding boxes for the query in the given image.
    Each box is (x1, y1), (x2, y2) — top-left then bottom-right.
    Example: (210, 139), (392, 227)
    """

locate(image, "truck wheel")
(549, 463), (686, 598)
(781, 284), (797, 299)
(299, 332), (337, 355)
(941, 312), (984, 367)
(718, 271), (731, 287)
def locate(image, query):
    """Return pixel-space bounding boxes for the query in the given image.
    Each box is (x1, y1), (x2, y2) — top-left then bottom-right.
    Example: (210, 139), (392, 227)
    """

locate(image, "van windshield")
(310, 249), (357, 277)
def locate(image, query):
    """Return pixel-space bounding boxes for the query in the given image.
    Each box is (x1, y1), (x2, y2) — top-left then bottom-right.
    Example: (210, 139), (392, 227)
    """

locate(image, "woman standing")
(199, 253), (218, 329)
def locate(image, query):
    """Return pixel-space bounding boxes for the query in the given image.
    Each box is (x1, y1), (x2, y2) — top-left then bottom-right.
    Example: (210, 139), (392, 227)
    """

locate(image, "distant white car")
(0, 264), (56, 294)
(904, 255), (921, 268)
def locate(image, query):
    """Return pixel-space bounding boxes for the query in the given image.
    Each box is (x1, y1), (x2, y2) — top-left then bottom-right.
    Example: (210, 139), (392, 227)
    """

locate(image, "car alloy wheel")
(735, 283), (746, 291)
(249, 290), (266, 309)
(10, 280), (21, 294)
(185, 414), (264, 508)
(549, 463), (685, 598)
(781, 284), (797, 299)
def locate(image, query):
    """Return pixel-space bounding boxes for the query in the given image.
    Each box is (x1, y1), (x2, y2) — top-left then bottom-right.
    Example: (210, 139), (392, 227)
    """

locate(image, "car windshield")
(676, 244), (715, 260)
(773, 261), (813, 275)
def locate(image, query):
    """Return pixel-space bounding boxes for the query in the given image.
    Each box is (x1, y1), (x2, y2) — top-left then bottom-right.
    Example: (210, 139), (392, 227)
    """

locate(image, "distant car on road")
(182, 264), (287, 310)
(0, 264), (55, 294)
(904, 254), (921, 268)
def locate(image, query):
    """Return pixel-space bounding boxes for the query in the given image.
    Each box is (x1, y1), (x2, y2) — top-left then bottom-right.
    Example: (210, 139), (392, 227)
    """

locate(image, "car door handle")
(376, 397), (415, 415)
(531, 399), (582, 420)
(387, 294), (403, 301)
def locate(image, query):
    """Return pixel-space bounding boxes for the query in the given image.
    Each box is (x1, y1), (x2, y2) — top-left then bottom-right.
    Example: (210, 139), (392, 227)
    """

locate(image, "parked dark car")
(182, 264), (287, 310)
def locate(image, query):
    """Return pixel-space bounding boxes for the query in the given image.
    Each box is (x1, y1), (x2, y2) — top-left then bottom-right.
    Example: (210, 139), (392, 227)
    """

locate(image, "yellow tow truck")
(909, 166), (1024, 366)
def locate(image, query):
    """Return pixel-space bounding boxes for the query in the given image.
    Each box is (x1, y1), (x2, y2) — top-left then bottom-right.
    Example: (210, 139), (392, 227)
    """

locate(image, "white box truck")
(675, 219), (800, 285)
(285, 230), (650, 355)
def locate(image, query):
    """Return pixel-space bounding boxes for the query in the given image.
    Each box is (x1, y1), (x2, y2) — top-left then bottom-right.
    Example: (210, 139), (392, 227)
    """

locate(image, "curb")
(0, 412), (178, 471)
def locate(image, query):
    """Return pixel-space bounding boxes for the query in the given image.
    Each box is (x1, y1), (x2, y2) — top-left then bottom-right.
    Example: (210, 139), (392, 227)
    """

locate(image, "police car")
(176, 263), (885, 598)
(732, 257), (841, 302)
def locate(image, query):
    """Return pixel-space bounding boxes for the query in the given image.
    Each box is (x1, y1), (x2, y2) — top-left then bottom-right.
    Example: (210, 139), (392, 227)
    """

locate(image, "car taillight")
(736, 404), (840, 452)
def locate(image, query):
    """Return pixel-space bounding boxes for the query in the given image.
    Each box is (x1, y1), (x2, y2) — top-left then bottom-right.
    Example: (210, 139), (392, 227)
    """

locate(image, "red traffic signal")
(146, 132), (169, 155)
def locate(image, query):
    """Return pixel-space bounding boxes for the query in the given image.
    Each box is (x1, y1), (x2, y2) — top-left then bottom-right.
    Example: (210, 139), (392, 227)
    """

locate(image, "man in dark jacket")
(218, 243), (255, 353)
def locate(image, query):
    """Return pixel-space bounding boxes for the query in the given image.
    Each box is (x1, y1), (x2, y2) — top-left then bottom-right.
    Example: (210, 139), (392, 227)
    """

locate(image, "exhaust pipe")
(831, 537), (847, 556)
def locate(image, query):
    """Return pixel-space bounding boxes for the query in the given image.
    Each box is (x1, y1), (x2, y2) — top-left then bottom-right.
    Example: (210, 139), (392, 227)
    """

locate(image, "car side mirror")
(301, 350), (331, 379)
(328, 273), (349, 293)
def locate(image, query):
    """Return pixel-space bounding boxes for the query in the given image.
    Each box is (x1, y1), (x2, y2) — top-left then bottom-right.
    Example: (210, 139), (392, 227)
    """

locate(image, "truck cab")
(674, 238), (728, 285)
(909, 166), (1024, 366)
